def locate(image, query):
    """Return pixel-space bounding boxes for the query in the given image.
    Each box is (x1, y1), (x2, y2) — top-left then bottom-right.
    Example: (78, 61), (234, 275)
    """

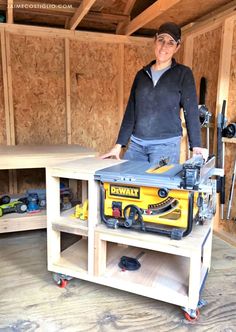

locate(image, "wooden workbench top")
(0, 144), (96, 170)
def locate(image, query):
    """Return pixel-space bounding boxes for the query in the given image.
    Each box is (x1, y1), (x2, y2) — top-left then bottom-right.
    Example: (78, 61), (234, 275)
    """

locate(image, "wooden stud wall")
(0, 24), (153, 194)
(192, 26), (222, 153)
(183, 14), (236, 244)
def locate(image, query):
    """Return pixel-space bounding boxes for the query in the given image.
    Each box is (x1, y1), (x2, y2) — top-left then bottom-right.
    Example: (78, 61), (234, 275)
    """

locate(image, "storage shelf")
(53, 239), (88, 273)
(52, 208), (88, 236)
(95, 223), (211, 252)
(0, 210), (46, 233)
(106, 243), (189, 294)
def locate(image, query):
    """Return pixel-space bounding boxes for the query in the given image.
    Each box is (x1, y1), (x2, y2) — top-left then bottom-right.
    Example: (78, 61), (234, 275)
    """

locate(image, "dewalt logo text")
(109, 185), (140, 199)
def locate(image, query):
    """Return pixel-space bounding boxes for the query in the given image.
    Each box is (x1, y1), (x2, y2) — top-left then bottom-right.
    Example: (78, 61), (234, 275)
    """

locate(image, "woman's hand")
(100, 144), (122, 160)
(192, 147), (209, 161)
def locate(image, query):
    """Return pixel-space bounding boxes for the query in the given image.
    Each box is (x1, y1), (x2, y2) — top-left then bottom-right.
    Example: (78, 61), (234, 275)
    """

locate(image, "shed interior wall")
(0, 15), (235, 242)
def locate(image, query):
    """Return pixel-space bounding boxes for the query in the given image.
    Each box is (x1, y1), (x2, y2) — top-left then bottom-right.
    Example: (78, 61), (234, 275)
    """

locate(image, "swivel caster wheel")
(184, 308), (200, 322)
(181, 298), (207, 322)
(52, 273), (73, 288)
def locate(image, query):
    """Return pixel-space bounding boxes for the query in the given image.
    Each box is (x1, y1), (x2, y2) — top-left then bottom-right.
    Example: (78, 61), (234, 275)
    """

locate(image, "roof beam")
(116, 0), (137, 34)
(120, 0), (181, 36)
(7, 0), (14, 24)
(68, 0), (97, 30)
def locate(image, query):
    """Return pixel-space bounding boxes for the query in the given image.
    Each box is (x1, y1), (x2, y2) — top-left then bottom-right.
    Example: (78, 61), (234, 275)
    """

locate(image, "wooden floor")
(0, 230), (235, 332)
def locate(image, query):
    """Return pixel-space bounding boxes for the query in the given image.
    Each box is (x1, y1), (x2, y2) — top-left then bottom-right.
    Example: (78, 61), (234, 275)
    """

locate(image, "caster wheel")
(52, 272), (72, 287)
(59, 279), (68, 288)
(184, 308), (200, 321)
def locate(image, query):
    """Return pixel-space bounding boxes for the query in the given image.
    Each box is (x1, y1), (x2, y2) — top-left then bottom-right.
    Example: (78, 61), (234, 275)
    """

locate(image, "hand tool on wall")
(226, 159), (236, 220)
(198, 77), (212, 151)
(217, 100), (226, 219)
(222, 122), (236, 138)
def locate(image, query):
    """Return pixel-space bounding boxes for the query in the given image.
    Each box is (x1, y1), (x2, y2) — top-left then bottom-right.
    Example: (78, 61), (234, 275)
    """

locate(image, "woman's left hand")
(192, 147), (209, 161)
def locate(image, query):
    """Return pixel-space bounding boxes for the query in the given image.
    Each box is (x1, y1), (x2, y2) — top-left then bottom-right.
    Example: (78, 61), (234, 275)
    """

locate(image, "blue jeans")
(123, 137), (181, 165)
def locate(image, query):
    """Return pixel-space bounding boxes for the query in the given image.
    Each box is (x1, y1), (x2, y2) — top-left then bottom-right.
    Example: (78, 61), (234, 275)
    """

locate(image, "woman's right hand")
(100, 144), (122, 160)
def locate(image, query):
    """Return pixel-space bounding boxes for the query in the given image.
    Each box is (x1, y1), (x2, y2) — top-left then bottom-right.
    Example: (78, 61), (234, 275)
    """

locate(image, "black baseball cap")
(156, 22), (181, 42)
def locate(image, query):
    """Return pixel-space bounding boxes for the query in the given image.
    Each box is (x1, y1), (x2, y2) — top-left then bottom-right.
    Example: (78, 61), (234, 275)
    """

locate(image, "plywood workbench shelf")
(46, 157), (213, 313)
(0, 145), (95, 234)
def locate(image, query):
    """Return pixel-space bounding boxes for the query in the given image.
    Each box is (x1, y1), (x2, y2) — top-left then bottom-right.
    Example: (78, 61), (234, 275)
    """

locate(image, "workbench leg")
(188, 251), (202, 310)
(46, 170), (61, 269)
(202, 227), (213, 271)
(94, 234), (107, 277)
(87, 179), (100, 275)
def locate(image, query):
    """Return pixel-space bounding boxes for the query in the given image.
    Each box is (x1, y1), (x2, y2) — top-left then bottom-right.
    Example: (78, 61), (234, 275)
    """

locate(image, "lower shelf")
(96, 242), (189, 306)
(52, 208), (88, 236)
(0, 210), (46, 233)
(52, 238), (88, 275)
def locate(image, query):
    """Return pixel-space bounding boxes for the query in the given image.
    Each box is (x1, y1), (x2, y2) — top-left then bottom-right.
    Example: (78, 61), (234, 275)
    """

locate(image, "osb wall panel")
(124, 43), (153, 110)
(0, 37), (6, 145)
(175, 42), (187, 162)
(228, 20), (236, 124)
(0, 171), (9, 194)
(174, 42), (184, 64)
(17, 169), (45, 193)
(10, 34), (66, 145)
(192, 27), (222, 153)
(0, 39), (9, 194)
(70, 41), (120, 154)
(223, 19), (236, 226)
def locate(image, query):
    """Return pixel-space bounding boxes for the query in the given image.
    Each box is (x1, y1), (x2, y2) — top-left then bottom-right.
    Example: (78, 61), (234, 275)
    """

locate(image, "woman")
(101, 22), (207, 164)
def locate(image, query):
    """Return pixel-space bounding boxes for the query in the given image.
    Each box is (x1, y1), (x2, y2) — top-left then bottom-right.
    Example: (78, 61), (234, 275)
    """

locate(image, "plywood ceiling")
(0, 0), (235, 36)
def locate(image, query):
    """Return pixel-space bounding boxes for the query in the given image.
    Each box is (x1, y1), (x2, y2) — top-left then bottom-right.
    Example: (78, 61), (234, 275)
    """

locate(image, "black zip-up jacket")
(116, 59), (201, 149)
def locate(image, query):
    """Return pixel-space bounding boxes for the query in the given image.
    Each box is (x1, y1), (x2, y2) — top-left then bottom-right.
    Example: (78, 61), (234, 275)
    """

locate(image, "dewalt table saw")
(95, 155), (222, 240)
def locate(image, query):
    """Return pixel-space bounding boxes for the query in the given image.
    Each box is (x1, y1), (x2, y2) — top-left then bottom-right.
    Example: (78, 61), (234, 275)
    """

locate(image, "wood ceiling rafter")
(116, 0), (137, 35)
(119, 0), (182, 36)
(0, 0), (128, 22)
(68, 0), (97, 30)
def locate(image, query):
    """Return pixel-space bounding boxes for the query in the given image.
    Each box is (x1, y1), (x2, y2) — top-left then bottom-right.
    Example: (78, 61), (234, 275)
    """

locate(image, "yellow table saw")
(95, 155), (223, 240)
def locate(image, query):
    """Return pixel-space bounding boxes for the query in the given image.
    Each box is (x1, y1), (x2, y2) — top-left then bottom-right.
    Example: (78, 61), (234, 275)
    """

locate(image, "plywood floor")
(0, 230), (235, 332)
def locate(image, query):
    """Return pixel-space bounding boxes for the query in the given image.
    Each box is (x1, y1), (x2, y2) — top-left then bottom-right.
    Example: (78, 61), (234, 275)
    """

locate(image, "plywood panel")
(10, 34), (66, 145)
(223, 19), (236, 227)
(228, 20), (236, 123)
(17, 169), (45, 193)
(174, 42), (184, 64)
(0, 33), (6, 145)
(192, 27), (222, 153)
(0, 35), (9, 195)
(70, 41), (120, 153)
(0, 170), (9, 194)
(124, 42), (153, 109)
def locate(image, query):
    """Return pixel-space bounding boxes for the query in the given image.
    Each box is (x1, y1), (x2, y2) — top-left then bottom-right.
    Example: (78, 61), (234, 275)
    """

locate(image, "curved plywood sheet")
(10, 34), (66, 145)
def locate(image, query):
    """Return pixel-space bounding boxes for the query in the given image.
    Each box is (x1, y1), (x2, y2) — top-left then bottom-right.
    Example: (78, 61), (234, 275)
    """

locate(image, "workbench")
(46, 157), (213, 317)
(0, 145), (95, 233)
